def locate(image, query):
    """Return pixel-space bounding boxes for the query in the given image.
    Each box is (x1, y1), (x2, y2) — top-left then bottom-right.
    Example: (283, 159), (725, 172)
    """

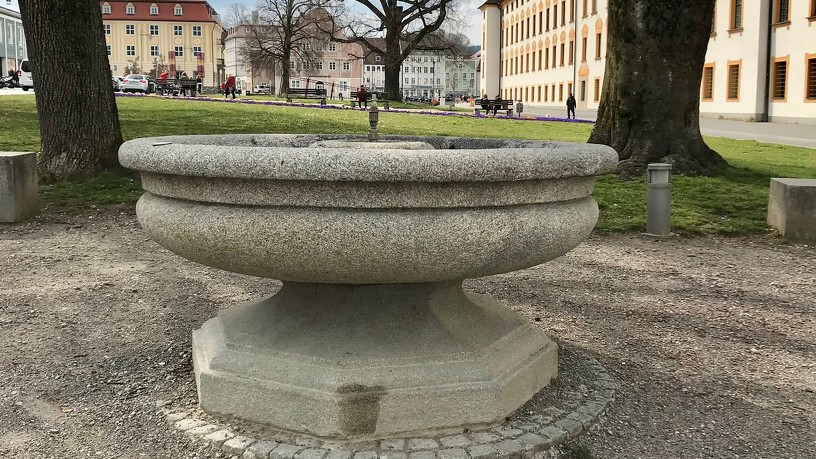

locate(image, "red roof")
(101, 1), (218, 23)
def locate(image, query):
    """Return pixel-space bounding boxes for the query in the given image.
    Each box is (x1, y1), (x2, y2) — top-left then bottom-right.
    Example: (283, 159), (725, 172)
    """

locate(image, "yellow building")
(101, 0), (224, 85)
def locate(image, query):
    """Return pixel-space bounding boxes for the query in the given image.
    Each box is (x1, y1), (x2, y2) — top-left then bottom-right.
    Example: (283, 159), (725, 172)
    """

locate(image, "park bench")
(287, 88), (327, 104)
(156, 78), (198, 96)
(350, 91), (389, 108)
(474, 99), (514, 117)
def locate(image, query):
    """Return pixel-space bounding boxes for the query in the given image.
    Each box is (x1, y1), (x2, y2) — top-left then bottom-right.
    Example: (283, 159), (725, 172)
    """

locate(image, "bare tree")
(322, 0), (462, 102)
(18, 0), (123, 182)
(589, 0), (727, 176)
(236, 0), (331, 95)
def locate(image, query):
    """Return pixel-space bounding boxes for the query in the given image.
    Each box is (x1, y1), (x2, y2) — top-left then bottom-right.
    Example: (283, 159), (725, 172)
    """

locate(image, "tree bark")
(19, 0), (124, 183)
(588, 0), (727, 177)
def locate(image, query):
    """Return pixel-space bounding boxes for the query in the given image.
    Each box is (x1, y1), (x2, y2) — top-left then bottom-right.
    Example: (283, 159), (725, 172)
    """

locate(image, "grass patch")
(2, 95), (814, 234)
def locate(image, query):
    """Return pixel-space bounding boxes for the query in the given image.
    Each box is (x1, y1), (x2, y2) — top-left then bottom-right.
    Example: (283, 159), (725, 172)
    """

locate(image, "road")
(520, 104), (816, 149)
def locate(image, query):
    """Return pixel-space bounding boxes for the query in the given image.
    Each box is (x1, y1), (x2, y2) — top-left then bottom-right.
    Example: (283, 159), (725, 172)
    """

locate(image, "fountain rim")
(119, 134), (618, 182)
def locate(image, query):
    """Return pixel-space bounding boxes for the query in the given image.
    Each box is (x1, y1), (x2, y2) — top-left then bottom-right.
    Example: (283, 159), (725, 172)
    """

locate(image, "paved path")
(0, 88), (33, 96)
(518, 104), (816, 149)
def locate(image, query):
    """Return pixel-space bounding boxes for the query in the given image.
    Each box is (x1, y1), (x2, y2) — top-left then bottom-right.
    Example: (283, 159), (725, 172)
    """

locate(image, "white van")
(18, 59), (33, 91)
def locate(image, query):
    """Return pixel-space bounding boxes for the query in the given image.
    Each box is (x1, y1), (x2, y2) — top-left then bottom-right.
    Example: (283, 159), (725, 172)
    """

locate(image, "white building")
(1, 2), (26, 73)
(480, 0), (816, 123)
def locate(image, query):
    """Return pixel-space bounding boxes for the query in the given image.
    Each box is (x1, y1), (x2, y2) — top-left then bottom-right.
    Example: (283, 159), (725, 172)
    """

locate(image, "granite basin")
(119, 134), (618, 440)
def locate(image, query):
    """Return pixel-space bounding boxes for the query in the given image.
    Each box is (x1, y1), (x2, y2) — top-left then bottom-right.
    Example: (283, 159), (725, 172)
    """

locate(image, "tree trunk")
(588, 0), (727, 177)
(280, 41), (291, 94)
(19, 0), (124, 183)
(383, 23), (402, 102)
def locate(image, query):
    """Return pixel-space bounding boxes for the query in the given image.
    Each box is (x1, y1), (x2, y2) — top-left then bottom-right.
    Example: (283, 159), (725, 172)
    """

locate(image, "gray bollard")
(0, 152), (39, 222)
(645, 163), (672, 236)
(368, 94), (379, 141)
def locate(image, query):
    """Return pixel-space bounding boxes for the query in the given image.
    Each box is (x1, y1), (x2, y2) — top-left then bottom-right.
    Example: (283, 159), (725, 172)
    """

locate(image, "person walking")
(224, 74), (237, 99)
(196, 74), (203, 96)
(566, 93), (577, 119)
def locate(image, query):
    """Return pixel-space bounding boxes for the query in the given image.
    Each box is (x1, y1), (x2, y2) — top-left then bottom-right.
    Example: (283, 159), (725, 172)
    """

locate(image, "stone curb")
(158, 354), (615, 459)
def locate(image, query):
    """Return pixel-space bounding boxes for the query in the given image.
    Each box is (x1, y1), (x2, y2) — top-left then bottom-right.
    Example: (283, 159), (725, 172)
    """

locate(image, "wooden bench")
(350, 91), (389, 108)
(474, 99), (514, 117)
(156, 78), (198, 96)
(288, 88), (327, 104)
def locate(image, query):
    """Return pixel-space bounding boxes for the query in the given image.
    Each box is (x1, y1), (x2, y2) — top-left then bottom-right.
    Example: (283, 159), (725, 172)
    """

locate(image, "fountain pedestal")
(193, 281), (556, 438)
(120, 134), (617, 441)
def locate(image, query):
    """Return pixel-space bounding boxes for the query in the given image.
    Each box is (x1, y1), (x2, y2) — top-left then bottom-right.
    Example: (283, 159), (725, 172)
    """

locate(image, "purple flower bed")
(115, 92), (593, 124)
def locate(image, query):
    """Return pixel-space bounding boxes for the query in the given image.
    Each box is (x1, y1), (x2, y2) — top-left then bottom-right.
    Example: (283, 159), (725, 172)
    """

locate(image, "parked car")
(111, 77), (120, 91)
(253, 84), (271, 94)
(121, 74), (151, 93)
(18, 59), (33, 91)
(113, 76), (125, 91)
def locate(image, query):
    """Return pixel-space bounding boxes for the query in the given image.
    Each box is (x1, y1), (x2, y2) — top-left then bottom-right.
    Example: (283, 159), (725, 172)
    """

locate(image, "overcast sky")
(206, 0), (483, 45)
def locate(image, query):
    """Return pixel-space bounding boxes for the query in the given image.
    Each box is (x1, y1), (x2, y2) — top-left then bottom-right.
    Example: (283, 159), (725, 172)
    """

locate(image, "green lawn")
(2, 95), (814, 235)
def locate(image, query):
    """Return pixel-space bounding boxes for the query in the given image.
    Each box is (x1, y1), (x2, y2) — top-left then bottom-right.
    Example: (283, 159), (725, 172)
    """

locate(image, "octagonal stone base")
(192, 281), (557, 440)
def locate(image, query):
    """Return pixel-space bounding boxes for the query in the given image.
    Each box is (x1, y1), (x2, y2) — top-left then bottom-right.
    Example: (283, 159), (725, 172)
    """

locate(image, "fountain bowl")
(119, 134), (618, 440)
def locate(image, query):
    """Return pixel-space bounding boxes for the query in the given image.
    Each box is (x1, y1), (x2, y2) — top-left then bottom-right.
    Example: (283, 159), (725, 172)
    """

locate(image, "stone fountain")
(119, 134), (617, 441)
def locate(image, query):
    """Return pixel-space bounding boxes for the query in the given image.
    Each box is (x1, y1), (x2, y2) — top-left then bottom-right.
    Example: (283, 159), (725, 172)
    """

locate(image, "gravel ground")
(0, 205), (814, 459)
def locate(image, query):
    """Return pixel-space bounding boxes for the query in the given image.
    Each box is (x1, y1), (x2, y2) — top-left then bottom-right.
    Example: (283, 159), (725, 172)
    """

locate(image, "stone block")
(437, 449), (468, 459)
(244, 441), (279, 459)
(204, 429), (235, 447)
(438, 435), (471, 448)
(768, 178), (816, 242)
(407, 438), (439, 451)
(223, 436), (256, 455)
(0, 152), (38, 223)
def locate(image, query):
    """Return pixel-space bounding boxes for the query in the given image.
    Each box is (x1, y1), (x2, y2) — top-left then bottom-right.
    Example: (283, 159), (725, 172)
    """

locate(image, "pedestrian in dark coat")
(566, 93), (577, 119)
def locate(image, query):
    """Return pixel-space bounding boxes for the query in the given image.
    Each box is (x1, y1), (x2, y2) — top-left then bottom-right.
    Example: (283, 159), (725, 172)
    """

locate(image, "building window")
(106, 44), (111, 56)
(581, 36), (587, 61)
(126, 3), (134, 15)
(569, 39), (574, 64)
(104, 24), (111, 35)
(727, 62), (740, 100)
(150, 3), (159, 15)
(592, 0), (597, 14)
(570, 0), (575, 22)
(329, 62), (336, 70)
(774, 0), (789, 23)
(125, 24), (134, 35)
(730, 0), (743, 29)
(595, 32), (602, 59)
(807, 56), (816, 100)
(174, 25), (183, 36)
(545, 48), (550, 69)
(193, 46), (202, 57)
(561, 1), (566, 25)
(126, 45), (135, 56)
(580, 79), (586, 101)
(560, 43), (565, 66)
(174, 4), (183, 16)
(342, 62), (350, 70)
(583, 0), (588, 16)
(327, 42), (336, 52)
(594, 77), (601, 102)
(150, 24), (158, 36)
(702, 64), (714, 100)
(102, 2), (111, 14)
(546, 9), (550, 31)
(193, 26), (202, 36)
(553, 5), (557, 28)
(811, 0), (816, 17)
(317, 61), (324, 70)
(772, 58), (787, 100)
(151, 45), (159, 57)
(303, 61), (311, 70)
(174, 46), (184, 57)
(559, 83), (564, 101)
(290, 61), (295, 69)
(291, 79), (300, 88)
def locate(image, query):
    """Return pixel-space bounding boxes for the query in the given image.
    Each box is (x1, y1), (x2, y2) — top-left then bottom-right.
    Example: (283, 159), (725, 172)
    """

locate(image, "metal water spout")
(368, 94), (379, 141)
